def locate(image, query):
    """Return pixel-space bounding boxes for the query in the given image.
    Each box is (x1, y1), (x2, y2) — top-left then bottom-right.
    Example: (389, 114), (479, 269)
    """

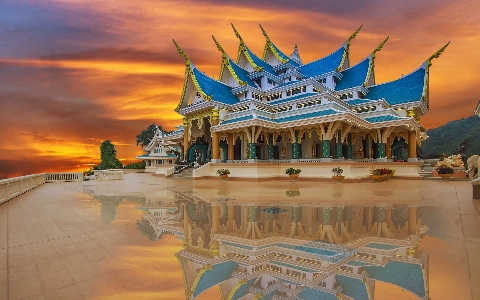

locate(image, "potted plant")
(370, 168), (393, 182)
(216, 168), (230, 180)
(285, 168), (301, 180)
(436, 165), (454, 179)
(331, 166), (345, 182)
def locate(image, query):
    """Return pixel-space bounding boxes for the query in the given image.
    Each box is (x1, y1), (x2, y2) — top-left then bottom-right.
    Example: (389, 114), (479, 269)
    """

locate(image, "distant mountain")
(421, 116), (480, 157)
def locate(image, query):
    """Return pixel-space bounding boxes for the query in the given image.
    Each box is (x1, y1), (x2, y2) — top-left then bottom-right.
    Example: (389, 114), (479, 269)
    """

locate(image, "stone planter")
(370, 174), (388, 182)
(219, 174), (228, 180)
(289, 174), (299, 181)
(332, 175), (345, 183)
(439, 174), (452, 180)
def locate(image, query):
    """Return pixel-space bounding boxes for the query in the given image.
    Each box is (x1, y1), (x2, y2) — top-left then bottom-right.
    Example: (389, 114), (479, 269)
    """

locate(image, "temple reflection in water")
(98, 183), (430, 300)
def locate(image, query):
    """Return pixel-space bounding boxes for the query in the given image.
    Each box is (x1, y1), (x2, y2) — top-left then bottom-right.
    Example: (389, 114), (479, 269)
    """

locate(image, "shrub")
(216, 168), (230, 175)
(285, 168), (301, 175)
(436, 165), (454, 174)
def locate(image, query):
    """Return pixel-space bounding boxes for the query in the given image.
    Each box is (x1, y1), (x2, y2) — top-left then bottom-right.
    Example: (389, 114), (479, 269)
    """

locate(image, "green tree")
(98, 140), (123, 170)
(136, 124), (174, 147)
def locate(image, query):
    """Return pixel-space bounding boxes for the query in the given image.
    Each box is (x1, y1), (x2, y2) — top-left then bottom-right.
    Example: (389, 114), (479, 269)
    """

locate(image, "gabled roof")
(298, 25), (363, 78)
(335, 57), (371, 91)
(365, 66), (427, 106)
(364, 260), (425, 298)
(228, 278), (256, 300)
(192, 67), (239, 105)
(260, 24), (290, 64)
(213, 35), (257, 88)
(298, 46), (346, 78)
(365, 114), (403, 123)
(227, 58), (258, 87)
(335, 275), (370, 300)
(297, 288), (338, 300)
(192, 261), (239, 298)
(232, 24), (276, 75)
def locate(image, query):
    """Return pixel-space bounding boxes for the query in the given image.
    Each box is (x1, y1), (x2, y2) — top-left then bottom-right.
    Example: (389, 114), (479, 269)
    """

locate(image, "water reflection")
(84, 183), (429, 300)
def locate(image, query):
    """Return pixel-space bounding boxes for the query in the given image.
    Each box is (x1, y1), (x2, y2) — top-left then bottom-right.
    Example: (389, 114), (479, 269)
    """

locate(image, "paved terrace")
(0, 174), (479, 299)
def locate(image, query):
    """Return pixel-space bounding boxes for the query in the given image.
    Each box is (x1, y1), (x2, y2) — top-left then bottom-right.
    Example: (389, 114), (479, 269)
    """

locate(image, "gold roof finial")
(172, 39), (189, 62)
(427, 41), (450, 69)
(372, 36), (389, 58)
(231, 23), (244, 44)
(212, 35), (226, 55)
(347, 24), (363, 45)
(259, 24), (270, 41)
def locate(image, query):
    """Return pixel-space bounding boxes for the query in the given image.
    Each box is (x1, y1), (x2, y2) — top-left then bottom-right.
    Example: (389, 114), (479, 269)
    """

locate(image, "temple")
(138, 24), (448, 178)
(133, 185), (429, 300)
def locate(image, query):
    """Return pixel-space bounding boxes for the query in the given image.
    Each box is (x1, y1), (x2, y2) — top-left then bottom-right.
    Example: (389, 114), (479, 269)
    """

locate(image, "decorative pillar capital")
(211, 107), (220, 120)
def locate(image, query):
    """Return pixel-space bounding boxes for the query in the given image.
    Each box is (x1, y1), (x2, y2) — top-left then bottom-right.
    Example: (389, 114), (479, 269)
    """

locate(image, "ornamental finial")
(172, 39), (189, 61)
(231, 23), (244, 43)
(347, 24), (363, 43)
(427, 41), (450, 68)
(372, 36), (389, 58)
(212, 35), (226, 55)
(259, 24), (270, 40)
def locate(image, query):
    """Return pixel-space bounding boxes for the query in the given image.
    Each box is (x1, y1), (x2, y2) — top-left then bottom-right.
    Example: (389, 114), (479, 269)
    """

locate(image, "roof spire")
(347, 24), (363, 45)
(290, 44), (302, 64)
(172, 39), (190, 65)
(372, 36), (389, 58)
(259, 24), (270, 41)
(231, 23), (244, 45)
(426, 41), (450, 71)
(212, 35), (227, 57)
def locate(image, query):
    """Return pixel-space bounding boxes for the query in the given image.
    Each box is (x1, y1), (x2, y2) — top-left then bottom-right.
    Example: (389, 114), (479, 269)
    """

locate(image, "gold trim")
(232, 23), (264, 71)
(174, 253), (190, 299)
(260, 24), (289, 63)
(213, 35), (248, 86)
(364, 36), (389, 86)
(189, 264), (213, 299)
(253, 294), (264, 300)
(423, 41), (450, 109)
(226, 279), (248, 300)
(337, 24), (363, 71)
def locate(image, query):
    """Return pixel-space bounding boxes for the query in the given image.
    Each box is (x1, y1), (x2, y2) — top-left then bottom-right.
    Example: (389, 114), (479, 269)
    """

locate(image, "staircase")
(170, 166), (193, 179)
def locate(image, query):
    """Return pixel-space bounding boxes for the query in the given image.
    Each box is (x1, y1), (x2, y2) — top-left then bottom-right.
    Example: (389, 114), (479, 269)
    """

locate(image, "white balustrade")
(0, 174), (46, 205)
(45, 172), (83, 182)
(94, 170), (124, 181)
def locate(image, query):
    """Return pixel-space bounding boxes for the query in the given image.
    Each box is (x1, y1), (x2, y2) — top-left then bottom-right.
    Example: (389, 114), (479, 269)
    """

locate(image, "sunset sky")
(1, 0), (479, 179)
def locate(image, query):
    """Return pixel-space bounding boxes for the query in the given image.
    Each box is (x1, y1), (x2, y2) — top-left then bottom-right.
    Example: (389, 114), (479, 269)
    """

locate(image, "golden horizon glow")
(1, 0), (479, 178)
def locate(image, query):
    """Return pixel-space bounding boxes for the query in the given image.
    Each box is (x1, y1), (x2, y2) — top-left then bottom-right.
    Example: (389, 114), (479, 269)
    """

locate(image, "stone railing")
(94, 170), (124, 181)
(0, 174), (46, 205)
(45, 172), (83, 182)
(166, 166), (176, 177)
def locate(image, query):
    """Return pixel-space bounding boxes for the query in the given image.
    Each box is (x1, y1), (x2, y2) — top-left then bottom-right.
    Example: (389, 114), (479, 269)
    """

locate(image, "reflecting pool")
(1, 174), (479, 299)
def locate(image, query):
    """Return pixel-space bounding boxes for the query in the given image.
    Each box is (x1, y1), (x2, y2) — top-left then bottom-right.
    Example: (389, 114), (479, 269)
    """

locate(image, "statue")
(453, 138), (470, 166)
(416, 145), (444, 159)
(167, 149), (189, 166)
(467, 155), (479, 180)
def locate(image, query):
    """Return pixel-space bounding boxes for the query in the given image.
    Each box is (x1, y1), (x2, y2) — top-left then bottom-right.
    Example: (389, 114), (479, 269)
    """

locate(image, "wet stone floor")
(0, 174), (479, 300)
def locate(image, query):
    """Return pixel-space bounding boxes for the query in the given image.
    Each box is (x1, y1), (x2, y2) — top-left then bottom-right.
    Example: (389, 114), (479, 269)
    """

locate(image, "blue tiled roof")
(364, 242), (398, 250)
(344, 99), (378, 106)
(221, 115), (254, 125)
(298, 46), (345, 78)
(228, 58), (257, 87)
(262, 290), (276, 300)
(364, 261), (425, 297)
(335, 58), (370, 91)
(271, 43), (290, 61)
(230, 278), (256, 300)
(271, 80), (299, 90)
(297, 288), (338, 300)
(366, 67), (426, 105)
(192, 68), (239, 105)
(192, 261), (239, 297)
(245, 46), (276, 75)
(137, 153), (149, 157)
(259, 109), (339, 124)
(365, 115), (402, 123)
(270, 260), (317, 273)
(346, 260), (376, 267)
(335, 275), (370, 300)
(166, 153), (176, 157)
(269, 92), (318, 105)
(222, 241), (254, 250)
